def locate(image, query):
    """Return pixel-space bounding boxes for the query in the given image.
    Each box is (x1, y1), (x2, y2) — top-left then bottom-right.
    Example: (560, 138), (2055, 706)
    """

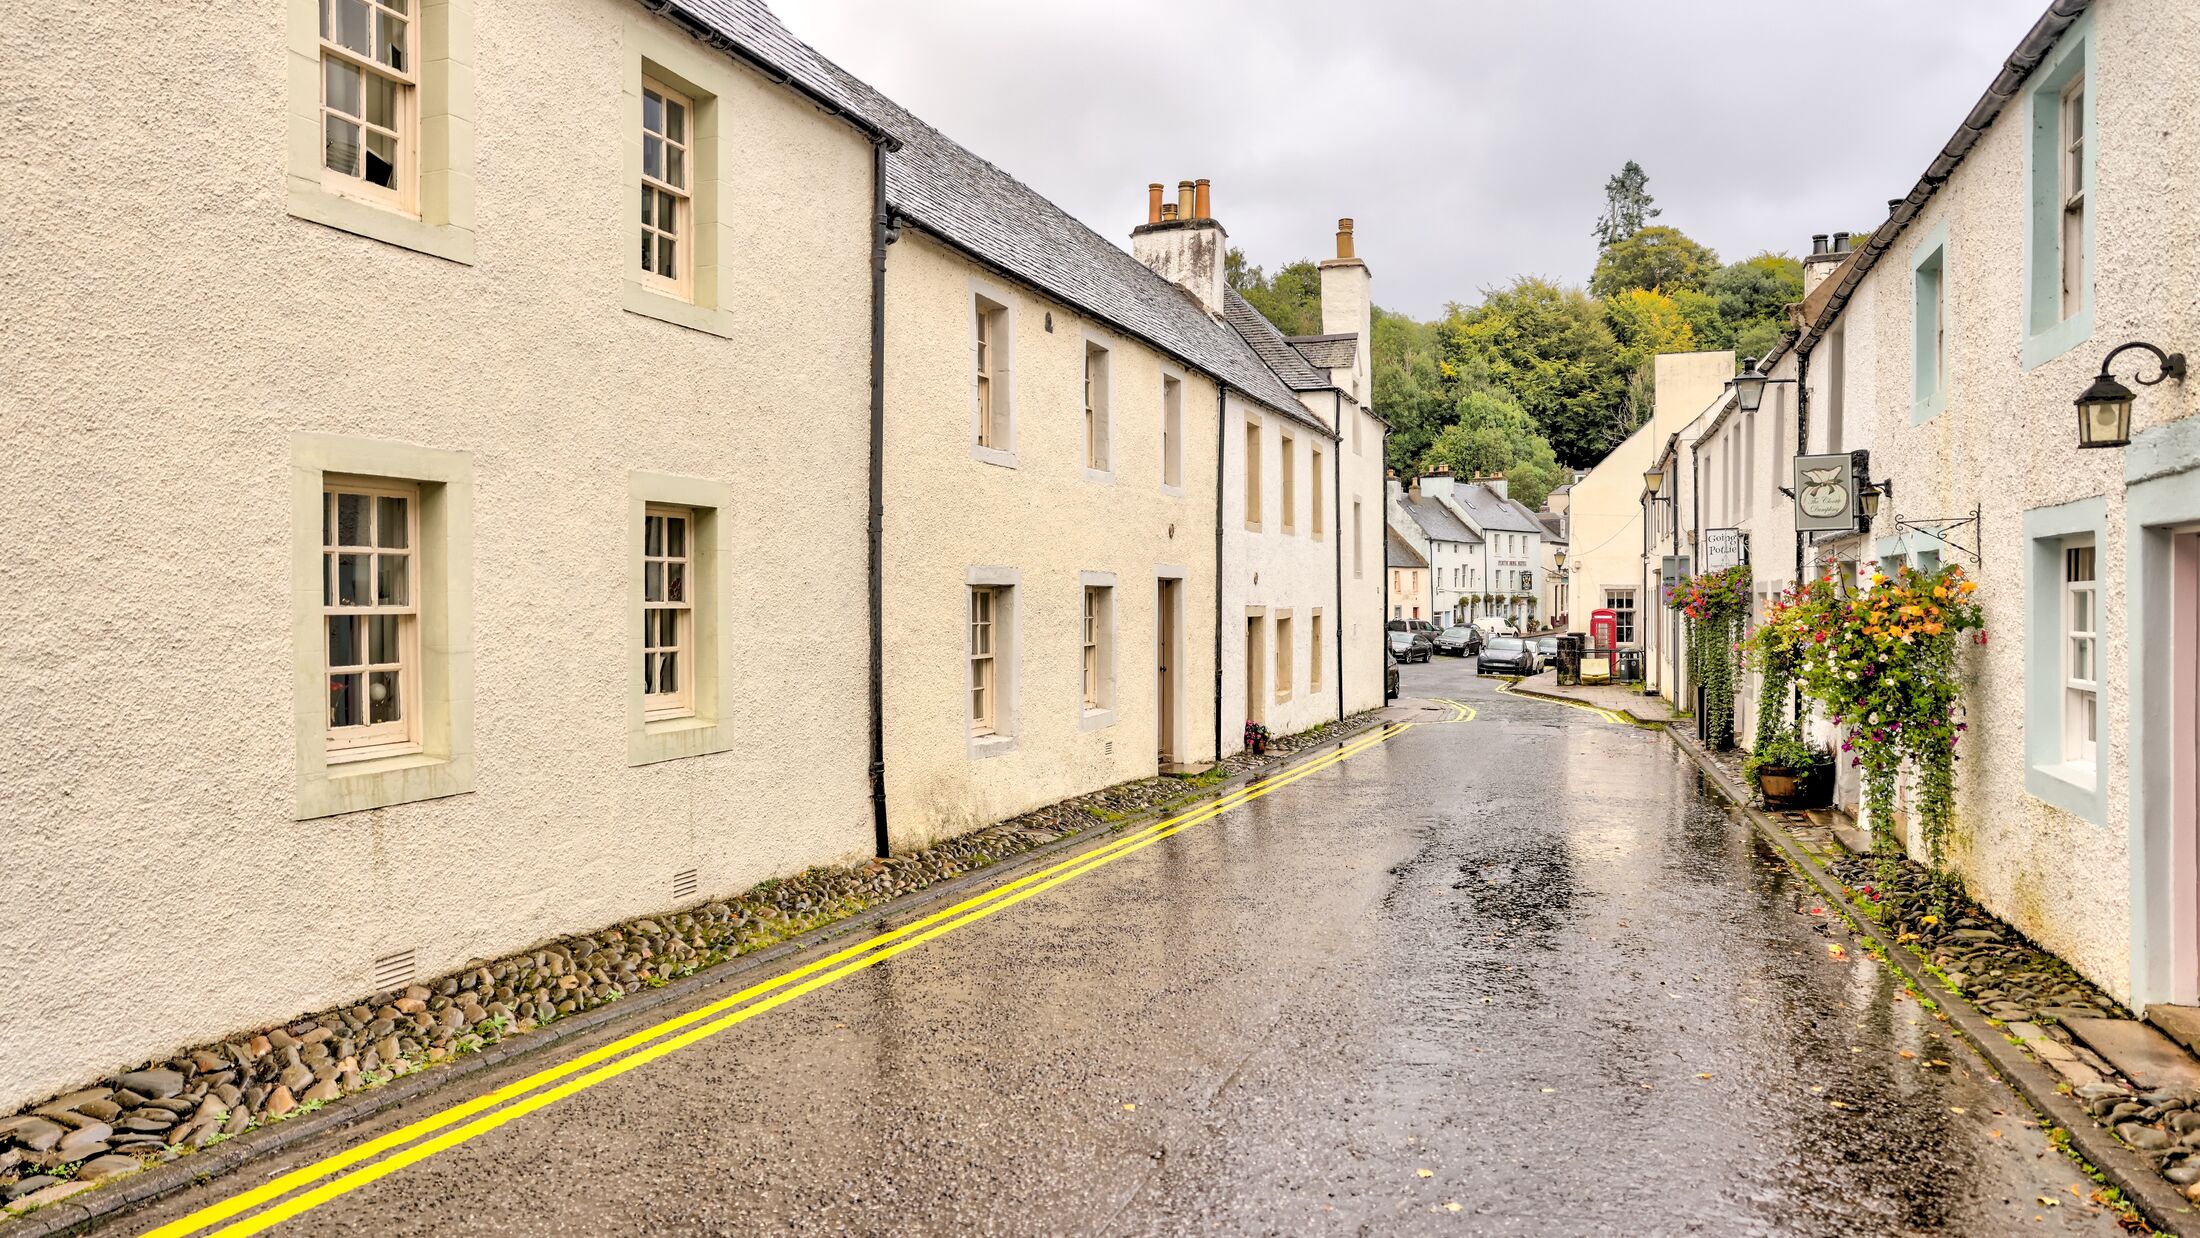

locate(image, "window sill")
(1245, 521), (1264, 534)
(622, 281), (734, 339)
(629, 713), (733, 767)
(2022, 304), (2094, 372)
(1078, 708), (1117, 733)
(1909, 388), (1948, 425)
(1161, 483), (1185, 499)
(2024, 757), (2104, 824)
(971, 445), (1018, 470)
(1083, 468), (1114, 486)
(296, 750), (474, 820)
(970, 733), (1018, 760)
(288, 181), (476, 265)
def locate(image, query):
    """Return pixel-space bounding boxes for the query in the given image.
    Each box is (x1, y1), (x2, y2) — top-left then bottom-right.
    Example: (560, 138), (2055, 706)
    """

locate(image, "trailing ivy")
(1667, 564), (1750, 750)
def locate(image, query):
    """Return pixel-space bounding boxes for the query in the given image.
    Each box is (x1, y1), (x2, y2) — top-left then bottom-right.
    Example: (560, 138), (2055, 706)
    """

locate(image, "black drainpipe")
(1332, 393), (1345, 723)
(1213, 384), (1228, 763)
(866, 143), (896, 859)
(1791, 346), (1811, 726)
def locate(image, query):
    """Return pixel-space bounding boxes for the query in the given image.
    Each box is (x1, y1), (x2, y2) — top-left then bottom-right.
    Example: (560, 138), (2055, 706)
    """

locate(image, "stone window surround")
(1077, 570), (1117, 732)
(1159, 365), (1186, 497)
(2125, 416), (2200, 1007)
(966, 566), (1020, 758)
(627, 471), (736, 767)
(969, 278), (1017, 469)
(622, 18), (735, 338)
(1273, 608), (1294, 703)
(291, 432), (476, 820)
(1910, 216), (1951, 424)
(2020, 12), (2095, 372)
(1081, 330), (1114, 485)
(2022, 495), (2108, 824)
(285, 0), (476, 265)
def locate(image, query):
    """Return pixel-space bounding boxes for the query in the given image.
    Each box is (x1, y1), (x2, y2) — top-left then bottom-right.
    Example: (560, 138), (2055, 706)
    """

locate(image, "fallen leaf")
(2068, 1185), (2084, 1200)
(2039, 1197), (2060, 1207)
(1810, 907), (1826, 916)
(1828, 1100), (1849, 1110)
(1696, 1073), (1713, 1080)
(1827, 944), (1849, 961)
(1122, 1103), (1136, 1111)
(1928, 1059), (1951, 1068)
(1899, 1050), (1916, 1059)
(1540, 1088), (1556, 1094)
(1949, 1107), (1966, 1115)
(1809, 1085), (1825, 1094)
(1988, 1129), (2002, 1139)
(1417, 1169), (1433, 1178)
(1445, 1202), (1462, 1213)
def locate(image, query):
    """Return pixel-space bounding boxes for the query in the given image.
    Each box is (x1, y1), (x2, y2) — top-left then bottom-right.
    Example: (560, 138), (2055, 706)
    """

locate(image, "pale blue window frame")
(2021, 496), (2108, 824)
(1909, 218), (1949, 423)
(2021, 13), (2095, 371)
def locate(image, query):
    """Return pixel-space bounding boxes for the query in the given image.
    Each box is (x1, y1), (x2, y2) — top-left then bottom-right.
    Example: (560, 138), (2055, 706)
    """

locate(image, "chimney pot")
(1146, 183), (1163, 226)
(1833, 231), (1851, 252)
(1194, 178), (1211, 221)
(1335, 217), (1355, 260)
(1177, 180), (1195, 222)
(1159, 202), (1178, 222)
(1811, 234), (1828, 255)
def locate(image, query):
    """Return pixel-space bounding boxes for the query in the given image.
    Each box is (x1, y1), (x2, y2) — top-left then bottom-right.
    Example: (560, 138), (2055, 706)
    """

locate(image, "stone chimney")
(1801, 230), (1854, 298)
(1132, 178), (1227, 318)
(1479, 473), (1509, 501)
(1318, 218), (1372, 405)
(1417, 467), (1455, 504)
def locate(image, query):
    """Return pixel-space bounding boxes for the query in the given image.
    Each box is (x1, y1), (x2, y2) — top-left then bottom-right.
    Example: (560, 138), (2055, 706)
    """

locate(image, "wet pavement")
(117, 659), (2128, 1237)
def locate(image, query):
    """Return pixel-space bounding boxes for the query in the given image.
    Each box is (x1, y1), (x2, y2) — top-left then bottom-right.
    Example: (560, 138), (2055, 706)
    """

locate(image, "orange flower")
(1923, 621), (1944, 635)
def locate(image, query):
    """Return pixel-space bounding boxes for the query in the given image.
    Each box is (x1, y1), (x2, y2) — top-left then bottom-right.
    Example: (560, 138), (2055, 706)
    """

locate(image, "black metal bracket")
(1891, 504), (1983, 565)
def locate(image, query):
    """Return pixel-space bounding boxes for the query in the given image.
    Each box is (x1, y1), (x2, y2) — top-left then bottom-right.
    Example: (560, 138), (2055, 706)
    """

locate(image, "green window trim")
(2020, 12), (2095, 372)
(1909, 218), (1950, 424)
(2020, 496), (2108, 825)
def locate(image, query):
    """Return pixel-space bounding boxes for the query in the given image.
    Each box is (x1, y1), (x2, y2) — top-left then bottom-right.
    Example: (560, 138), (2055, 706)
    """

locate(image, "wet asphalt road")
(119, 660), (2129, 1237)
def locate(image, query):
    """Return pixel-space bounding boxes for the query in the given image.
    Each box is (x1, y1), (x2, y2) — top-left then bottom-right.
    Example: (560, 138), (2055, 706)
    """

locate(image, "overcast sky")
(778, 0), (2045, 320)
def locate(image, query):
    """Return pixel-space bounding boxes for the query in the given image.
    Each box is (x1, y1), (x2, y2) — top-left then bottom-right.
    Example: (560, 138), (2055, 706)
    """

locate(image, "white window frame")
(1082, 336), (1112, 481)
(323, 475), (422, 761)
(966, 567), (1020, 755)
(626, 472), (732, 766)
(1160, 371), (1184, 493)
(2059, 77), (2086, 322)
(2062, 539), (2098, 768)
(639, 77), (695, 301)
(1244, 419), (1263, 531)
(1352, 501), (1363, 577)
(1311, 447), (1325, 539)
(1280, 431), (1297, 534)
(1310, 609), (1324, 693)
(1605, 588), (1638, 645)
(971, 285), (1016, 467)
(1079, 572), (1118, 730)
(971, 587), (999, 737)
(317, 0), (417, 212)
(642, 503), (696, 721)
(1274, 611), (1294, 703)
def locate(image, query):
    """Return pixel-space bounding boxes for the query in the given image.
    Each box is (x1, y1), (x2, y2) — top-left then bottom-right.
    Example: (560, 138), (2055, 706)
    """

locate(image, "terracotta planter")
(1755, 762), (1833, 810)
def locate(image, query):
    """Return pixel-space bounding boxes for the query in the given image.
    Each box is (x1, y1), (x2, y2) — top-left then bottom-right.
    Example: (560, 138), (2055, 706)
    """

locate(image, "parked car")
(1433, 624), (1482, 657)
(1477, 635), (1538, 676)
(1387, 629), (1429, 664)
(1384, 647), (1401, 700)
(1533, 635), (1561, 664)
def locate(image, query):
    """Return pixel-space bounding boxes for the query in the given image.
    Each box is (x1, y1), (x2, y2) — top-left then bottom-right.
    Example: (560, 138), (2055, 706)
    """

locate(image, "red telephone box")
(1583, 608), (1618, 683)
(1588, 608), (1618, 649)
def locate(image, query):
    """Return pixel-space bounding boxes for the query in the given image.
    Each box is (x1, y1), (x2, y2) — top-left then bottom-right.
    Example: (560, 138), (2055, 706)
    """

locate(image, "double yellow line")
(145, 722), (1412, 1238)
(1492, 680), (1632, 726)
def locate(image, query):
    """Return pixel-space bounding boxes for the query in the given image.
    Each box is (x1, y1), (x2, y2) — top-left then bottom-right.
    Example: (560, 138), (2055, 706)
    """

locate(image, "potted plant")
(1244, 719), (1270, 755)
(1744, 734), (1833, 809)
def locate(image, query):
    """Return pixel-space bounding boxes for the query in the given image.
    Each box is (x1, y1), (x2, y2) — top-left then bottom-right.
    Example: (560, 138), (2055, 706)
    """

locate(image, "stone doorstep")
(0, 715), (1393, 1238)
(1831, 827), (1873, 857)
(2064, 1016), (2200, 1092)
(2150, 1004), (2200, 1058)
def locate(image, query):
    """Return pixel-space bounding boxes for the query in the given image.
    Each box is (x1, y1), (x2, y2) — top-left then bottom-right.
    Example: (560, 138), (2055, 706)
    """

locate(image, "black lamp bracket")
(2099, 340), (2187, 386)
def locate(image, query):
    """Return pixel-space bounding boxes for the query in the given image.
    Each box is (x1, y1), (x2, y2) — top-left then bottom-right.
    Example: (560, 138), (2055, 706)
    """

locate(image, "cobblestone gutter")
(0, 712), (1380, 1225)
(1666, 725), (2198, 1235)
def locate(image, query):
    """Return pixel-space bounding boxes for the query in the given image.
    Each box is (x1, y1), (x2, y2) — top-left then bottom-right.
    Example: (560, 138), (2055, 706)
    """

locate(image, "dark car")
(1477, 635), (1537, 676)
(1387, 629), (1429, 664)
(1533, 635), (1560, 664)
(1384, 647), (1401, 700)
(1433, 624), (1482, 657)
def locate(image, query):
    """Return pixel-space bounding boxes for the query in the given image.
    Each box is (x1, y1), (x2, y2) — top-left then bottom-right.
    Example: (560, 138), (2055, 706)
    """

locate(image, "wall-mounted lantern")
(1727, 357), (1796, 414)
(1860, 479), (1892, 521)
(1642, 467), (1666, 499)
(2075, 341), (2186, 449)
(1553, 550), (1568, 570)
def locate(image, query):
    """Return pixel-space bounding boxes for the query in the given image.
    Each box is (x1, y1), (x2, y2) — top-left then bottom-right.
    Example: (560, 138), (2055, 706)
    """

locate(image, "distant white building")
(1387, 476), (1483, 625)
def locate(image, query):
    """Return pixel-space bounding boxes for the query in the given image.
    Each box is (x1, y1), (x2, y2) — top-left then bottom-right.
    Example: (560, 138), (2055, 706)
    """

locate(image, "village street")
(114, 663), (2118, 1238)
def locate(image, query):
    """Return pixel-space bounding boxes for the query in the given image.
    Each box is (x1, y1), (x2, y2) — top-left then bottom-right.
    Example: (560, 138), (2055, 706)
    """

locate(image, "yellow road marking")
(147, 722), (1412, 1238)
(1428, 698), (1476, 723)
(1493, 679), (1632, 725)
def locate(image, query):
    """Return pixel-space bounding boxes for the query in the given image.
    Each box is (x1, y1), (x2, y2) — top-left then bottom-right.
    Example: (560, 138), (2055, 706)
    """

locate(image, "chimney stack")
(1335, 218), (1355, 260)
(1318, 216), (1373, 405)
(1131, 177), (1229, 317)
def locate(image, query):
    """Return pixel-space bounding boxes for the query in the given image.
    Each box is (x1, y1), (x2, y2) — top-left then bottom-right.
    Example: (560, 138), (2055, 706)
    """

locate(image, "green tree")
(1371, 308), (1452, 472)
(1603, 288), (1698, 367)
(1225, 247), (1323, 337)
(1442, 277), (1625, 467)
(1416, 387), (1568, 511)
(1592, 160), (1660, 250)
(1588, 225), (1720, 298)
(1705, 252), (1803, 341)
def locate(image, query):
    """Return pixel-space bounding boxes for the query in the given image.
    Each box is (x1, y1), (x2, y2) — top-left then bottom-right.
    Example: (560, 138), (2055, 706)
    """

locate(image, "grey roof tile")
(1448, 483), (1544, 535)
(805, 54), (1322, 425)
(1397, 495), (1481, 545)
(1286, 334), (1357, 371)
(1386, 526), (1429, 569)
(1224, 292), (1329, 392)
(661, 0), (889, 138)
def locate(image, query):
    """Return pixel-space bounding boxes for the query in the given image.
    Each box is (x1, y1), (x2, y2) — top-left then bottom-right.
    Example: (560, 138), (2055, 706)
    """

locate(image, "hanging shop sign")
(1793, 453), (1861, 533)
(1701, 528), (1747, 572)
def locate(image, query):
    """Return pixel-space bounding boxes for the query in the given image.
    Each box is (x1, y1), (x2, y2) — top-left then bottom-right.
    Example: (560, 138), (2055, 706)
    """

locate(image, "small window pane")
(324, 116), (361, 176)
(337, 553), (371, 605)
(658, 652), (678, 694)
(327, 0), (372, 55)
(376, 496), (408, 548)
(666, 561), (684, 603)
(368, 670), (402, 723)
(665, 99), (685, 143)
(323, 493), (335, 544)
(657, 190), (679, 236)
(646, 515), (664, 556)
(377, 11), (407, 70)
(666, 516), (685, 557)
(368, 614), (398, 664)
(667, 145), (684, 189)
(645, 561), (663, 602)
(328, 615), (362, 667)
(643, 91), (663, 136)
(324, 57), (362, 118)
(336, 493), (370, 545)
(376, 553), (408, 605)
(642, 652), (656, 694)
(657, 235), (676, 275)
(322, 552), (334, 606)
(330, 673), (364, 727)
(383, 0), (407, 13)
(640, 230), (655, 272)
(363, 131), (397, 188)
(644, 135), (663, 181)
(641, 192), (654, 228)
(364, 72), (397, 129)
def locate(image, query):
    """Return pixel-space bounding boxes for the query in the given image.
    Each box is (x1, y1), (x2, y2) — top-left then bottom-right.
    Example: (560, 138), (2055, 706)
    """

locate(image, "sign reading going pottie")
(1792, 452), (1862, 534)
(1701, 528), (1747, 572)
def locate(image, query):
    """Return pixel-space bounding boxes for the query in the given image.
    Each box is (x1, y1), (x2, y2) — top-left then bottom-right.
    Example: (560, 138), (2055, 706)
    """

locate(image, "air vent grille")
(1104, 741), (1114, 757)
(373, 949), (416, 993)
(672, 868), (698, 900)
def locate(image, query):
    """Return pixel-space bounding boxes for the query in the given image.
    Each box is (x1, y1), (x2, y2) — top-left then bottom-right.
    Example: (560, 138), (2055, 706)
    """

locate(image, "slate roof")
(1286, 334), (1357, 372)
(659, 0), (890, 140)
(1224, 291), (1331, 394)
(805, 56), (1325, 428)
(1537, 512), (1568, 543)
(1386, 527), (1429, 569)
(1448, 483), (1545, 536)
(1397, 495), (1481, 545)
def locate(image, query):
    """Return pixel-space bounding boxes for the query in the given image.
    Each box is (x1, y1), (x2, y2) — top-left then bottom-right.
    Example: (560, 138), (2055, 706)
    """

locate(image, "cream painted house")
(1387, 529), (1433, 621)
(1, 0), (886, 1108)
(1554, 351), (1733, 652)
(1783, 0), (2200, 1013)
